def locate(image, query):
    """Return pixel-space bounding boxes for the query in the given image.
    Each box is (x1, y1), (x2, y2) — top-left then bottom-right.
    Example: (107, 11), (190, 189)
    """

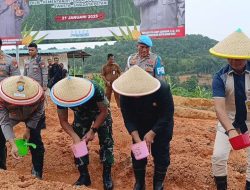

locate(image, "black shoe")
(214, 176), (227, 190)
(31, 167), (42, 180)
(246, 180), (250, 190)
(153, 181), (163, 190)
(0, 146), (7, 170)
(133, 182), (145, 190)
(103, 165), (113, 190)
(133, 168), (146, 190)
(74, 174), (91, 186)
(153, 167), (166, 190)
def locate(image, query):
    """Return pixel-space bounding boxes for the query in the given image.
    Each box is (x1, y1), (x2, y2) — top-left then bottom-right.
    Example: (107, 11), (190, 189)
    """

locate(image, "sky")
(2, 0), (250, 50)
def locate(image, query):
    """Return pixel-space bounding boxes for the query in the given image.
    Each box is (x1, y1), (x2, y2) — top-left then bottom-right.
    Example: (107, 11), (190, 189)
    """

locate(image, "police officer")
(0, 76), (45, 179)
(113, 66), (174, 190)
(133, 0), (185, 31)
(101, 53), (122, 107)
(126, 35), (165, 81)
(0, 38), (20, 81)
(50, 76), (114, 190)
(24, 42), (47, 130)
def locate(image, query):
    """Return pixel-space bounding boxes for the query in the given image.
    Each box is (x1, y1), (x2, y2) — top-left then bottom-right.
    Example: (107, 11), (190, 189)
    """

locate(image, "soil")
(0, 95), (247, 190)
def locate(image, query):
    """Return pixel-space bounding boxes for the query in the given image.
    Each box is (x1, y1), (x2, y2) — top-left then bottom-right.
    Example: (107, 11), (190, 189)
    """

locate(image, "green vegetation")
(74, 34), (222, 99)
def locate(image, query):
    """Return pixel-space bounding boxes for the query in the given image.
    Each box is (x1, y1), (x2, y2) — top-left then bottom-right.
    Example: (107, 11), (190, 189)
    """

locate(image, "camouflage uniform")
(24, 55), (48, 129)
(0, 53), (20, 81)
(59, 81), (114, 167)
(126, 52), (165, 80)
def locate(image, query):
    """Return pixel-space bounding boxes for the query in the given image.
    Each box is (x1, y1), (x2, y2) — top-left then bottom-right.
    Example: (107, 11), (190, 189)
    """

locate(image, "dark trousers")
(0, 123), (45, 172)
(132, 134), (170, 170)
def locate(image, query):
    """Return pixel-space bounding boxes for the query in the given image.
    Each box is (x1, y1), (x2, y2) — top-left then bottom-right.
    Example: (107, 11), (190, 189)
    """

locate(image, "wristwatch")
(91, 127), (98, 133)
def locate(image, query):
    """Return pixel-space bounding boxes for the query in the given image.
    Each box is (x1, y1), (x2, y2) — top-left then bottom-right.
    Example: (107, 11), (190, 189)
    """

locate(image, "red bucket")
(229, 134), (250, 150)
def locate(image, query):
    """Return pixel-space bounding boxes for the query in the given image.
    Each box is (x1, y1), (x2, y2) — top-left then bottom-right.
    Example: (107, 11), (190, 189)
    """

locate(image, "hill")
(79, 35), (227, 75)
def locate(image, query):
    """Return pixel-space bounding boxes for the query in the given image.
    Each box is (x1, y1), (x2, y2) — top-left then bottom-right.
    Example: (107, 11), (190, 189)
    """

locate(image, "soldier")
(50, 76), (114, 190)
(126, 35), (165, 81)
(101, 54), (122, 107)
(113, 65), (174, 190)
(24, 42), (47, 130)
(0, 38), (20, 81)
(0, 75), (45, 179)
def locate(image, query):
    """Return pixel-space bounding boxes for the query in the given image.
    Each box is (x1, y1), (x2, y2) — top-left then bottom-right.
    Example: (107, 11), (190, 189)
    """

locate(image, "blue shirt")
(212, 62), (250, 132)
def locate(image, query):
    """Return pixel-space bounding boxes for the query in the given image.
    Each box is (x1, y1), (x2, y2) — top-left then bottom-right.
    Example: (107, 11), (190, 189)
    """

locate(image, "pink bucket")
(131, 141), (150, 160)
(229, 134), (250, 150)
(71, 140), (88, 158)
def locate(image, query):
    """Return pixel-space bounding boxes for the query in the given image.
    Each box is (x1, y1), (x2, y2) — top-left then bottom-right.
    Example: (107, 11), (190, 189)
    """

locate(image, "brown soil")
(0, 95), (247, 190)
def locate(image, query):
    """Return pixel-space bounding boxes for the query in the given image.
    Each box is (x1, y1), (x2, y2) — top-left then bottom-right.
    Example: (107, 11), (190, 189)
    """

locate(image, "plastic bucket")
(15, 139), (37, 156)
(229, 134), (250, 150)
(71, 140), (88, 158)
(131, 141), (149, 160)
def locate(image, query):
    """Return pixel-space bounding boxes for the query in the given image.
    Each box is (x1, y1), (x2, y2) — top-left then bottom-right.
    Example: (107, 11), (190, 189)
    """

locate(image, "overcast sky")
(3, 0), (250, 50)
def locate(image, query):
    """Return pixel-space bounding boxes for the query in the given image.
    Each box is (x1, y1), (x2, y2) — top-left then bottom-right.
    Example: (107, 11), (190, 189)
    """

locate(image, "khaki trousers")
(212, 124), (250, 181)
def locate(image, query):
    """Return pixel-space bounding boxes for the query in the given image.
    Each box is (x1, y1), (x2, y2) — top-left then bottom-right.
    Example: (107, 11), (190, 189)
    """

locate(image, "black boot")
(246, 181), (250, 190)
(31, 167), (42, 179)
(133, 168), (146, 190)
(74, 165), (91, 186)
(0, 146), (7, 170)
(214, 176), (227, 190)
(103, 164), (113, 190)
(153, 167), (166, 190)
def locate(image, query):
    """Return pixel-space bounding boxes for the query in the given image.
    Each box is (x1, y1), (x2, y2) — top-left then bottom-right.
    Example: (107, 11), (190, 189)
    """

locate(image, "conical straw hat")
(209, 29), (250, 59)
(112, 65), (161, 96)
(50, 76), (95, 107)
(0, 76), (43, 105)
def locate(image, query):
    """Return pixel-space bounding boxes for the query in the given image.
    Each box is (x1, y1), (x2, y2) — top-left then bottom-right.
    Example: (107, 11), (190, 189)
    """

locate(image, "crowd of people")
(0, 30), (250, 190)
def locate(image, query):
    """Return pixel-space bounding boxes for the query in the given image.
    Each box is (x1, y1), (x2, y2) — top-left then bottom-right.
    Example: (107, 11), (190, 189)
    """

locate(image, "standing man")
(50, 77), (114, 190)
(133, 0), (185, 31)
(0, 75), (45, 179)
(0, 38), (20, 81)
(210, 29), (250, 189)
(113, 65), (174, 190)
(127, 35), (165, 81)
(24, 42), (47, 131)
(47, 56), (62, 89)
(101, 54), (122, 107)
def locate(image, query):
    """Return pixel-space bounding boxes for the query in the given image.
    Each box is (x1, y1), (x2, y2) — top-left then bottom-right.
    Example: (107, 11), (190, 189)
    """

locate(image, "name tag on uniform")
(246, 100), (250, 112)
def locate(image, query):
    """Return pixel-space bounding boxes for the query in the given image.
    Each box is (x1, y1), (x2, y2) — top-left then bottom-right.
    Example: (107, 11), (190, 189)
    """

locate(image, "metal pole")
(16, 45), (21, 74)
(73, 53), (75, 76)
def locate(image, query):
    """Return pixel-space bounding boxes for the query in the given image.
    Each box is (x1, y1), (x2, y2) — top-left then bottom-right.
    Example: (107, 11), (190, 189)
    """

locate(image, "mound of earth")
(0, 95), (247, 189)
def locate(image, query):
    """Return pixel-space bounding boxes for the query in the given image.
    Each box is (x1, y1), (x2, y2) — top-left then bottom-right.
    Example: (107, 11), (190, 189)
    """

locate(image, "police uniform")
(0, 76), (45, 179)
(24, 55), (48, 88)
(0, 53), (20, 81)
(24, 55), (48, 129)
(127, 52), (165, 80)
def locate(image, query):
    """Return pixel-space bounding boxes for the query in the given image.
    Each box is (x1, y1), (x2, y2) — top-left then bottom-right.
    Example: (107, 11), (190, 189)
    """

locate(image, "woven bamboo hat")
(0, 76), (43, 105)
(209, 29), (250, 59)
(112, 65), (161, 96)
(50, 76), (95, 107)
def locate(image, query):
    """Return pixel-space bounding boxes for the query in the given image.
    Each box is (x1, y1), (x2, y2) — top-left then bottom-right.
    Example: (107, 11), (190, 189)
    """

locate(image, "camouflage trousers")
(73, 115), (114, 167)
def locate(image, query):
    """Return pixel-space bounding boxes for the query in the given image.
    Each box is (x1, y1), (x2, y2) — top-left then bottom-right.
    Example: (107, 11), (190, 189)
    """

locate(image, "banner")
(0, 0), (185, 45)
